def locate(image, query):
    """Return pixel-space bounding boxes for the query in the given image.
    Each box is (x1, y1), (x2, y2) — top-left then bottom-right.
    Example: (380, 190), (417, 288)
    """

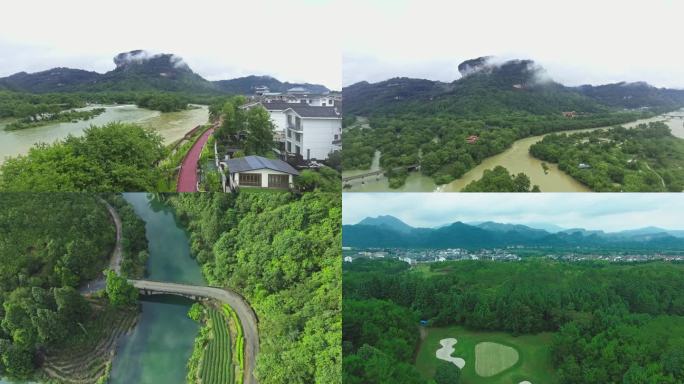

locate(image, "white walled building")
(282, 105), (341, 160)
(242, 101), (342, 160)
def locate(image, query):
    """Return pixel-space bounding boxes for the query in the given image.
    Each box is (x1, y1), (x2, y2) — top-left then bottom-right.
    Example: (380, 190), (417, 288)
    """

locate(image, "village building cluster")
(344, 247), (684, 265)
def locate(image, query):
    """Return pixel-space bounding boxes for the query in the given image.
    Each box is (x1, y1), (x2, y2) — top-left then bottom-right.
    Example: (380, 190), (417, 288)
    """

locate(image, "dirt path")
(80, 199), (122, 294)
(177, 128), (214, 192)
(129, 280), (259, 384)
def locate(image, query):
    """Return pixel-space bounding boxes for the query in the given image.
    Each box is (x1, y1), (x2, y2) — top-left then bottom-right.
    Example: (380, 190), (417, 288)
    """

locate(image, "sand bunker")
(519, 382), (532, 384)
(436, 338), (466, 369)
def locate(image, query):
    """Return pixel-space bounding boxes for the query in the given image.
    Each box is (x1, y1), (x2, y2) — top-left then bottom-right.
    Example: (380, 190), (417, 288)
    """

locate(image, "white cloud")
(342, 0), (684, 88)
(0, 0), (341, 89)
(343, 193), (684, 232)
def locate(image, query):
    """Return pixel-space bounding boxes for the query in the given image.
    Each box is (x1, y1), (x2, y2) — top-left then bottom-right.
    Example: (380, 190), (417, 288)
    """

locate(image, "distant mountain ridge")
(357, 215), (416, 234)
(343, 56), (684, 116)
(343, 215), (684, 249)
(0, 50), (330, 95)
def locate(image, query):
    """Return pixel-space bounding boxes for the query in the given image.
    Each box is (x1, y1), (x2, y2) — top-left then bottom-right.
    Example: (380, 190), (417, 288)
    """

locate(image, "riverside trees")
(0, 122), (166, 192)
(461, 166), (540, 192)
(530, 122), (684, 191)
(169, 191), (341, 384)
(212, 96), (275, 157)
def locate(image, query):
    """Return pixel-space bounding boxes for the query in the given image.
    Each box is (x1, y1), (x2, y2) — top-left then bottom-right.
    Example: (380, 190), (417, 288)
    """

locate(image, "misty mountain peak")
(457, 56), (494, 77)
(456, 56), (551, 89)
(113, 50), (191, 73)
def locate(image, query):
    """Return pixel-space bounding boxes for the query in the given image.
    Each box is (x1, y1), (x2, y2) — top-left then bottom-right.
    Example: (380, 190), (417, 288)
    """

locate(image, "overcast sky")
(0, 0), (341, 90)
(343, 0), (684, 88)
(343, 193), (684, 232)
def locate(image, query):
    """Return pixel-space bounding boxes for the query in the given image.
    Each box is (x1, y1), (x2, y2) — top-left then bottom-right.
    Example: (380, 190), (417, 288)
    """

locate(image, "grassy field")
(475, 342), (520, 377)
(415, 326), (558, 384)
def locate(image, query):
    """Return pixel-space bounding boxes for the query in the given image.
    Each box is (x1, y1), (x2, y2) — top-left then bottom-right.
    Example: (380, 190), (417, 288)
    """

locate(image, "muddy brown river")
(343, 110), (684, 192)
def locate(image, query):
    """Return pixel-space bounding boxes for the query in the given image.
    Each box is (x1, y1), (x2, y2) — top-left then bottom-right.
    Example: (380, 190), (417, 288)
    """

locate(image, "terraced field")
(41, 299), (138, 384)
(199, 308), (234, 384)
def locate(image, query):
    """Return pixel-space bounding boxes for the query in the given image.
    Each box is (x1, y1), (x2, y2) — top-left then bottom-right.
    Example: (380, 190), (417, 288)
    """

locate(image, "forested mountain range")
(343, 56), (684, 116)
(0, 50), (330, 94)
(343, 215), (684, 249)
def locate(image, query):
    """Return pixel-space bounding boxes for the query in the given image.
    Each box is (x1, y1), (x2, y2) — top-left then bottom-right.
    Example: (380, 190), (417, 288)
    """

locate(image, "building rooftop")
(262, 101), (340, 118)
(286, 105), (340, 118)
(225, 155), (299, 175)
(262, 101), (298, 110)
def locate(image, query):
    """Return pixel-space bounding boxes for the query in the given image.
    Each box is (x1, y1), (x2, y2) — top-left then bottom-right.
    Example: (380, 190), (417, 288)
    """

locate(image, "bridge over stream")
(342, 164), (421, 183)
(129, 279), (260, 384)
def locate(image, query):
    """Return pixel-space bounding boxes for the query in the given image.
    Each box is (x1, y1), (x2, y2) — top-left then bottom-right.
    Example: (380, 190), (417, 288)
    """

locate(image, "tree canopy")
(0, 122), (167, 192)
(169, 191), (341, 384)
(462, 165), (540, 192)
(343, 258), (684, 383)
(0, 194), (113, 379)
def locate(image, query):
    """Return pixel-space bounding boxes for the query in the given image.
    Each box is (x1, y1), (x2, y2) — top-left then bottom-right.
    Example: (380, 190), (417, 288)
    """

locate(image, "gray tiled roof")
(286, 105), (340, 118)
(261, 101), (294, 110)
(226, 155), (299, 175)
(261, 102), (340, 118)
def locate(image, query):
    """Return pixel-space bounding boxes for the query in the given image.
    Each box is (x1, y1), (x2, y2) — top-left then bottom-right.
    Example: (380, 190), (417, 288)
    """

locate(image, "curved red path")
(177, 128), (214, 192)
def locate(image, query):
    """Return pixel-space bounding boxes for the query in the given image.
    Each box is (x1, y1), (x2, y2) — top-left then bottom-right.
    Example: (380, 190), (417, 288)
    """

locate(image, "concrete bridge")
(129, 279), (260, 384)
(663, 115), (684, 119)
(342, 164), (421, 183)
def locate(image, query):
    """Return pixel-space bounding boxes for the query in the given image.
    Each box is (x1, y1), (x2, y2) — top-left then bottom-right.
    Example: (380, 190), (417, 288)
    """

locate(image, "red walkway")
(177, 128), (214, 192)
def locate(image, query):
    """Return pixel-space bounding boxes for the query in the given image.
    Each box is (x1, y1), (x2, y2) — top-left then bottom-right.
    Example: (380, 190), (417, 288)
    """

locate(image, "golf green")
(415, 326), (559, 384)
(475, 342), (519, 377)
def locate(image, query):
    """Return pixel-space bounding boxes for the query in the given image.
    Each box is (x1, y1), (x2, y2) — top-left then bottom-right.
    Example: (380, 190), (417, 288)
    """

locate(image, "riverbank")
(4, 108), (106, 131)
(344, 109), (684, 192)
(0, 104), (208, 165)
(104, 193), (206, 383)
(40, 299), (139, 384)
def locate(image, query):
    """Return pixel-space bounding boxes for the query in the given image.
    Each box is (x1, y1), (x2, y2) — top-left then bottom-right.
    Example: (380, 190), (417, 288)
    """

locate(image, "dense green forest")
(0, 91), (86, 119)
(135, 93), (188, 112)
(0, 122), (167, 192)
(461, 166), (540, 192)
(530, 122), (684, 191)
(343, 106), (646, 188)
(341, 58), (682, 188)
(343, 259), (684, 384)
(169, 191), (341, 384)
(0, 194), (115, 379)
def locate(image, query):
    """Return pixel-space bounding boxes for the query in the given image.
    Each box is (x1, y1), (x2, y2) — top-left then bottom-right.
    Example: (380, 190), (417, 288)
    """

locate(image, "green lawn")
(415, 326), (558, 384)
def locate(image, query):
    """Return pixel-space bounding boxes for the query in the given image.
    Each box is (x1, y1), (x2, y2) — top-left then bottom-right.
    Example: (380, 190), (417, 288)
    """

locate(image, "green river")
(0, 104), (209, 165)
(108, 193), (205, 384)
(342, 109), (684, 192)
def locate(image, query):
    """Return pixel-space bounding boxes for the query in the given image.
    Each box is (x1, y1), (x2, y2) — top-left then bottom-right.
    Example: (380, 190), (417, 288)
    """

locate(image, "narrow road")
(177, 128), (214, 192)
(78, 198), (259, 383)
(129, 279), (260, 384)
(644, 163), (666, 189)
(80, 199), (123, 294)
